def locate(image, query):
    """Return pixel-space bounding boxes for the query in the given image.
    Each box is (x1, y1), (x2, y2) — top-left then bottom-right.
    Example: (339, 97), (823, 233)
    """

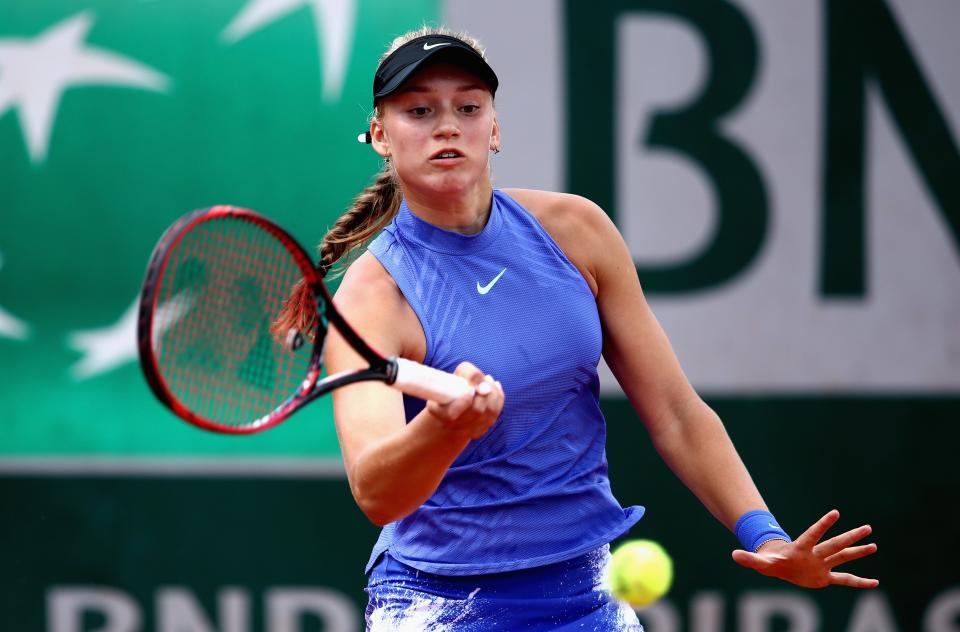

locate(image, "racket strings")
(153, 216), (314, 427)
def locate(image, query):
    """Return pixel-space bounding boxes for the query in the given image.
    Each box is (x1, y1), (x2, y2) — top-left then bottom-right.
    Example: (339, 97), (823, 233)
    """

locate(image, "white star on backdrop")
(0, 307), (29, 341)
(0, 250), (30, 341)
(0, 12), (170, 164)
(67, 298), (139, 380)
(67, 292), (196, 380)
(223, 0), (356, 103)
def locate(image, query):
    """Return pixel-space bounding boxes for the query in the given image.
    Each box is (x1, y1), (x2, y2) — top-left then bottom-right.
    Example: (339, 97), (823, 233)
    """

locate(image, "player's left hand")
(731, 509), (879, 588)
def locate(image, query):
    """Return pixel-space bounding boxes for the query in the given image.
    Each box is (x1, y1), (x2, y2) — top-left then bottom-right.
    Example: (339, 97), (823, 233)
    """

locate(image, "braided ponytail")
(318, 165), (401, 275)
(272, 164), (401, 339)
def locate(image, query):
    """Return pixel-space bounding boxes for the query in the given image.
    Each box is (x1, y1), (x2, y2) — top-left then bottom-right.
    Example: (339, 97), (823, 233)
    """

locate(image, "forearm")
(648, 397), (768, 531)
(348, 409), (471, 526)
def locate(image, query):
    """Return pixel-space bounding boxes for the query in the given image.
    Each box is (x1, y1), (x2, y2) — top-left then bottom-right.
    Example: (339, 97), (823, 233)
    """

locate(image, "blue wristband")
(735, 510), (792, 552)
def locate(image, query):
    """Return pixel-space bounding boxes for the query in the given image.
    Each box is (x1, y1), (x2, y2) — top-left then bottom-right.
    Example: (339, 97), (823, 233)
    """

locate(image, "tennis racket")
(137, 205), (472, 434)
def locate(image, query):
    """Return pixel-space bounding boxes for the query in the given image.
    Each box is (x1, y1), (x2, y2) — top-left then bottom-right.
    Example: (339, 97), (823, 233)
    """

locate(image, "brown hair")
(273, 27), (489, 338)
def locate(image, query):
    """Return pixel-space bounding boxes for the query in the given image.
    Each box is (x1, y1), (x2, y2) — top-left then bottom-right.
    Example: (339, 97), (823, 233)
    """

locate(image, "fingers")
(829, 571), (880, 589)
(455, 362), (497, 405)
(462, 375), (504, 439)
(795, 509), (841, 548)
(814, 524), (873, 558)
(456, 361), (485, 384)
(455, 364), (500, 400)
(441, 362), (490, 416)
(824, 543), (878, 568)
(465, 375), (498, 415)
(429, 362), (504, 440)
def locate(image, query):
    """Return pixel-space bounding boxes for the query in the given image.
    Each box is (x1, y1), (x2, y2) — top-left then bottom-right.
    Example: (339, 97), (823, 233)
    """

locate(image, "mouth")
(429, 148), (465, 162)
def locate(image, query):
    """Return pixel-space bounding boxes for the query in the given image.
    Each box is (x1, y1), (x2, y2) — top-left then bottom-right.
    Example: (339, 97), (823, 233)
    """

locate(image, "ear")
(490, 115), (501, 152)
(370, 118), (390, 158)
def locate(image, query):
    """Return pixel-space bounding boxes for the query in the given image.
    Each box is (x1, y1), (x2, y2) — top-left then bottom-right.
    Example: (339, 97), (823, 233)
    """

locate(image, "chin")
(420, 172), (485, 197)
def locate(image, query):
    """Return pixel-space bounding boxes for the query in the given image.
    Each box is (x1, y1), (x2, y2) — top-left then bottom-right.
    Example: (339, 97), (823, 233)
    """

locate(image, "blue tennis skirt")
(365, 545), (643, 631)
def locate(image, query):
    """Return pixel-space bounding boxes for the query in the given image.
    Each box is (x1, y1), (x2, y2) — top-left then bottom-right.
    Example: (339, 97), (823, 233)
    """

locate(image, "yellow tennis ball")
(607, 539), (674, 608)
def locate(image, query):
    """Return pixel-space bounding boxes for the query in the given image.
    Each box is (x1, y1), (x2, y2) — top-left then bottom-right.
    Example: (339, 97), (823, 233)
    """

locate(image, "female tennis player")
(302, 27), (878, 630)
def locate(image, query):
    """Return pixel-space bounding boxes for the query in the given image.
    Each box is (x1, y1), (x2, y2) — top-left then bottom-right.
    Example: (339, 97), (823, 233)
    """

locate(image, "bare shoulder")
(334, 252), (395, 309)
(331, 252), (425, 362)
(502, 188), (610, 227)
(502, 188), (622, 295)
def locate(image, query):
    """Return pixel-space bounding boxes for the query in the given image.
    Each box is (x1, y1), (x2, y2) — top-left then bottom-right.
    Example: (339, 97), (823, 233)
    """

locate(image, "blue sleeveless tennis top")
(364, 189), (643, 575)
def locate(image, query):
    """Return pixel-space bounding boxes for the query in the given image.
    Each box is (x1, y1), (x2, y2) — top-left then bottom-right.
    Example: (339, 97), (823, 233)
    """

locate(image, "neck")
(403, 181), (494, 235)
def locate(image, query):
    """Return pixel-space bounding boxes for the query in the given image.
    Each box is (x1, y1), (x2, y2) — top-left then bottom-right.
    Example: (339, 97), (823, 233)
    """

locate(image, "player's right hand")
(427, 361), (504, 440)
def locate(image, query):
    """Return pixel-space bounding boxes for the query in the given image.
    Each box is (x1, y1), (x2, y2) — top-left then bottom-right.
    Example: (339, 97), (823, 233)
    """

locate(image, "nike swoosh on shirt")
(423, 42), (452, 50)
(477, 268), (507, 295)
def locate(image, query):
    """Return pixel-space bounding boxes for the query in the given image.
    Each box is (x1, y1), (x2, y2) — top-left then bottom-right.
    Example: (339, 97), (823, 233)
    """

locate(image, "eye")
(461, 104), (481, 114)
(409, 106), (430, 117)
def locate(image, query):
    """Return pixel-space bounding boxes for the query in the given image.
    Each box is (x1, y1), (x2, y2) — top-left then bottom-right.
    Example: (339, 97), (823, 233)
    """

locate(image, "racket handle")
(391, 358), (474, 403)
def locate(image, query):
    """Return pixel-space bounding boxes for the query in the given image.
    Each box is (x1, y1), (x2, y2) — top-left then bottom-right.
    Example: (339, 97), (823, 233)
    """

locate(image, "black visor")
(372, 34), (499, 102)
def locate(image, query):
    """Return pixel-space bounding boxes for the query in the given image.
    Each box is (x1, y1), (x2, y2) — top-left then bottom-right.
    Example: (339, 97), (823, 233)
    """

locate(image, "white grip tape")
(393, 358), (474, 403)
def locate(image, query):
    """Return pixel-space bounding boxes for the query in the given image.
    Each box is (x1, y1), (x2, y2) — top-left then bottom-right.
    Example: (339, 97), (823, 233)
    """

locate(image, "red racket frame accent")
(137, 205), (325, 434)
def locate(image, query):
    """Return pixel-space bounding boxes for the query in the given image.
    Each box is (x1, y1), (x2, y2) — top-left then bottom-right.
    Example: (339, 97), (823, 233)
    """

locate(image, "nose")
(433, 107), (461, 140)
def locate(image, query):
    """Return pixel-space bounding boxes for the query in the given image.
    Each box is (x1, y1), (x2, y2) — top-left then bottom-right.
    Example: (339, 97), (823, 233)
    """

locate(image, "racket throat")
(383, 357), (400, 384)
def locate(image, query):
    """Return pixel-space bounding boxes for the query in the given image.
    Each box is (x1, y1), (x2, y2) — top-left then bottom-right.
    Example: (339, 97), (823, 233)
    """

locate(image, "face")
(370, 61), (499, 204)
